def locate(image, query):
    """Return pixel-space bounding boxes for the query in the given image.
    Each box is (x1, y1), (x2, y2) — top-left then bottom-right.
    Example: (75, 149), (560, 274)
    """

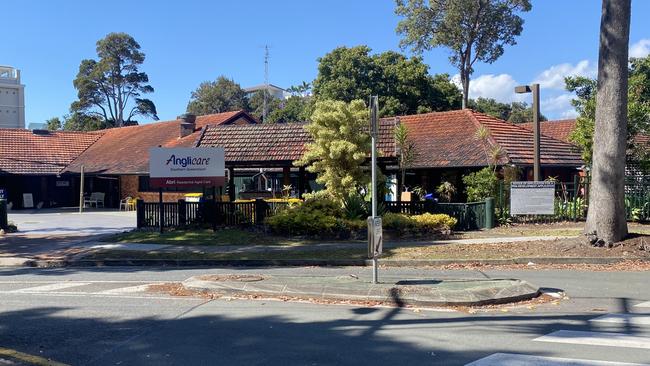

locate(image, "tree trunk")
(461, 70), (469, 109)
(584, 0), (630, 246)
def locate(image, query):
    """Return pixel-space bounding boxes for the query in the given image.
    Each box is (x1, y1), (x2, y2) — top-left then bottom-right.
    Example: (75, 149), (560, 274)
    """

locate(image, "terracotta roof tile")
(0, 129), (102, 175)
(66, 111), (257, 174)
(197, 120), (397, 164)
(520, 119), (576, 143)
(391, 110), (583, 169)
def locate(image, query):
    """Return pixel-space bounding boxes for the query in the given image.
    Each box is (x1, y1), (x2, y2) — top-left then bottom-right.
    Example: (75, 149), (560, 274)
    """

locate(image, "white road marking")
(535, 330), (650, 349)
(8, 282), (91, 293)
(466, 353), (649, 366)
(590, 314), (650, 326)
(98, 284), (151, 294)
(635, 301), (650, 308)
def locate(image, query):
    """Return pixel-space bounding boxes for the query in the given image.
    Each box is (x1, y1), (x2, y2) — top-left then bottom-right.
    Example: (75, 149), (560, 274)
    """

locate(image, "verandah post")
(158, 188), (164, 234)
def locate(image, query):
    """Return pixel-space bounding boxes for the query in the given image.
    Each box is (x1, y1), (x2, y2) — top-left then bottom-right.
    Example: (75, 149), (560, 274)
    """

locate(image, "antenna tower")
(263, 45), (269, 123)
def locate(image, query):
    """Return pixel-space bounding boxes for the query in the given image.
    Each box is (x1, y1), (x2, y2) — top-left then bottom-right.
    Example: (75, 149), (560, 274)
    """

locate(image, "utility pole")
(263, 45), (269, 124)
(368, 96), (382, 284)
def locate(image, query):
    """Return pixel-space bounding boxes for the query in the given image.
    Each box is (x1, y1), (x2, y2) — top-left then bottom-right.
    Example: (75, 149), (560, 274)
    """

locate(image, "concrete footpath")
(183, 274), (542, 307)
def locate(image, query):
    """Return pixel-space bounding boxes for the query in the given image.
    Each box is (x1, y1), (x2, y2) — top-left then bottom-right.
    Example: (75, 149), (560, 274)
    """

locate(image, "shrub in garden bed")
(383, 212), (457, 239)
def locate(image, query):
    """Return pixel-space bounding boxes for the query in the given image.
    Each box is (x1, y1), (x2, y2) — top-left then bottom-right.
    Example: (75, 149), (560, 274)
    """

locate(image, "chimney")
(178, 113), (196, 138)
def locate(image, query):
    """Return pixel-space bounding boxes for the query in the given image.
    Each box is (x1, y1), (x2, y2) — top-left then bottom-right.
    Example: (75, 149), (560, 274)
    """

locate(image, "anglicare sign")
(149, 147), (226, 188)
(510, 181), (555, 215)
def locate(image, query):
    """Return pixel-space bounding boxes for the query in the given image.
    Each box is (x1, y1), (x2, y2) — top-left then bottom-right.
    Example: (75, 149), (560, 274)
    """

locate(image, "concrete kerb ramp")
(182, 274), (540, 307)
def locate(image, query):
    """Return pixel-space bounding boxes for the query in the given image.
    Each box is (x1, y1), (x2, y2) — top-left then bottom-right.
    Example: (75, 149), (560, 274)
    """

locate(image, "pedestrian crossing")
(0, 281), (180, 299)
(466, 300), (650, 366)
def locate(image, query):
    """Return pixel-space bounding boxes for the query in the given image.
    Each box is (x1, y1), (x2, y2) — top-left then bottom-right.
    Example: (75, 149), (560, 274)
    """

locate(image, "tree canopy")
(567, 55), (650, 164)
(312, 46), (461, 116)
(186, 76), (249, 116)
(70, 33), (158, 129)
(395, 0), (531, 109)
(468, 97), (547, 123)
(295, 100), (370, 201)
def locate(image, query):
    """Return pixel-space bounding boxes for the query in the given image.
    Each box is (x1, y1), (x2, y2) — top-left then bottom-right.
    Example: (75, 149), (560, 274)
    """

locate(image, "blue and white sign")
(0, 188), (6, 200)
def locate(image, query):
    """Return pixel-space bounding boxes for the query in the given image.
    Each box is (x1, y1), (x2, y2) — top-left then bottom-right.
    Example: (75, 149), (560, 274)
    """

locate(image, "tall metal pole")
(370, 96), (379, 284)
(78, 166), (85, 213)
(532, 83), (541, 181)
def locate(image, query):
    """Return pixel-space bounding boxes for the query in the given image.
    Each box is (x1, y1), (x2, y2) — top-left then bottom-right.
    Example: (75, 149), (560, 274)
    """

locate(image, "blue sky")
(3, 0), (650, 124)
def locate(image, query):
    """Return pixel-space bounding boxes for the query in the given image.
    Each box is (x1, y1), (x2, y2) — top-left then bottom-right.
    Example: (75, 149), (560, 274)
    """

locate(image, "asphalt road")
(0, 266), (649, 365)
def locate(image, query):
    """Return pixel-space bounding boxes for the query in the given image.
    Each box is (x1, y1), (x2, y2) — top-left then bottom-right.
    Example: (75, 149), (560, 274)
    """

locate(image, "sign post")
(149, 147), (226, 233)
(368, 96), (382, 284)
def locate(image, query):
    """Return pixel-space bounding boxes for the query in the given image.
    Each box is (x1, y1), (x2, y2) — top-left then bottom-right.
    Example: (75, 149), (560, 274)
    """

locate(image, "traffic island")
(181, 274), (540, 307)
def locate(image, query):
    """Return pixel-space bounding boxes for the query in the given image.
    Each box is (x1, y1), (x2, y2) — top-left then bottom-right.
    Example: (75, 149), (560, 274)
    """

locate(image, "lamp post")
(515, 83), (541, 181)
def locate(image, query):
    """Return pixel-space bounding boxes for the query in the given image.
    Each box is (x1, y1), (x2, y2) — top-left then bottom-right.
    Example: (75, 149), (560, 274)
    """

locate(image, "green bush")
(265, 197), (342, 236)
(412, 213), (457, 231)
(382, 212), (456, 237)
(462, 167), (497, 202)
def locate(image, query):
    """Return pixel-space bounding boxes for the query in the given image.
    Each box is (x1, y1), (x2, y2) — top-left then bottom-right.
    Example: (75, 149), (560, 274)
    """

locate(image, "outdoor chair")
(119, 196), (135, 211)
(84, 192), (105, 208)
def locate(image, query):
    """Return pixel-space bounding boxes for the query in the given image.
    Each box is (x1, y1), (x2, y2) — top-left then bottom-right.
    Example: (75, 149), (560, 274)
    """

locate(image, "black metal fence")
(496, 176), (650, 224)
(136, 199), (291, 229)
(0, 200), (7, 230)
(384, 200), (490, 231)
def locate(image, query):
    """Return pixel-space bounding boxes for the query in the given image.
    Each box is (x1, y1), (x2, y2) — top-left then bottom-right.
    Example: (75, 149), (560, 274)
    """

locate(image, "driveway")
(7, 209), (136, 237)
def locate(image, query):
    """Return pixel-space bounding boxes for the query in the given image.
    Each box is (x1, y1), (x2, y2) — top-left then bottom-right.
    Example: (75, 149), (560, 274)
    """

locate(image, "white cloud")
(541, 93), (577, 119)
(630, 39), (650, 58)
(453, 73), (521, 102)
(532, 60), (595, 90)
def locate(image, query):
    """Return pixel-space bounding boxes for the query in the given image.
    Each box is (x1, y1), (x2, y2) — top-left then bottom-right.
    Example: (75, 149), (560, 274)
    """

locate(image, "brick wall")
(119, 175), (188, 203)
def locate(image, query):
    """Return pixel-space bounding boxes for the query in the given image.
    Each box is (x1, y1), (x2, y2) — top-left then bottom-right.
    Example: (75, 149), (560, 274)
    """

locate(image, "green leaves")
(312, 46), (461, 116)
(186, 76), (249, 116)
(296, 100), (371, 201)
(70, 33), (157, 129)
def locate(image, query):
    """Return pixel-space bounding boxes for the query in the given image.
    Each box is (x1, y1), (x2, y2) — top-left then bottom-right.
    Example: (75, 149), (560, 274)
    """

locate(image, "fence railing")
(384, 200), (491, 231)
(496, 176), (650, 223)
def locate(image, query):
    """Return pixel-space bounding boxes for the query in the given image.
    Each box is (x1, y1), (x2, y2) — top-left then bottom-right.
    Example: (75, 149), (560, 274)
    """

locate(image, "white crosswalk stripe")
(535, 330), (650, 349)
(590, 314), (650, 326)
(8, 282), (91, 293)
(466, 300), (650, 365)
(97, 284), (151, 294)
(465, 353), (649, 366)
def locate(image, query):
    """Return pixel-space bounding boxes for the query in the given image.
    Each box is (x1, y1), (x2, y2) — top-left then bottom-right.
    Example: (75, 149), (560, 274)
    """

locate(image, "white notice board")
(510, 181), (555, 215)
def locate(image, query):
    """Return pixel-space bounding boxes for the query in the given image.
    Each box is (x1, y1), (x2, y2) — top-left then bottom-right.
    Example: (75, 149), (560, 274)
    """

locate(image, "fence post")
(0, 200), (7, 230)
(255, 198), (268, 225)
(136, 199), (145, 228)
(178, 199), (186, 227)
(485, 197), (495, 229)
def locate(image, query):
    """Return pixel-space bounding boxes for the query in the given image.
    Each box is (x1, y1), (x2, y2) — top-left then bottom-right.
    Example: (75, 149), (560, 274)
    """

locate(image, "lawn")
(102, 228), (314, 247)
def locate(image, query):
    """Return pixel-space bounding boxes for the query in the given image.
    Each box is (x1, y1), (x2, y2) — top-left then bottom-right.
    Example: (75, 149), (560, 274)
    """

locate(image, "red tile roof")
(471, 112), (583, 167)
(520, 119), (576, 143)
(66, 111), (257, 174)
(393, 110), (583, 168)
(197, 120), (398, 165)
(0, 129), (102, 175)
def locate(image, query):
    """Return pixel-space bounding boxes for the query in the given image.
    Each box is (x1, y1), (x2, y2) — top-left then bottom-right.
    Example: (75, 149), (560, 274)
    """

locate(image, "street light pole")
(515, 83), (541, 181)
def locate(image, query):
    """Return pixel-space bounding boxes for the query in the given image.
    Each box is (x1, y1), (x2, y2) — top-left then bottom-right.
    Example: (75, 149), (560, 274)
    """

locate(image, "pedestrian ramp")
(466, 301), (650, 366)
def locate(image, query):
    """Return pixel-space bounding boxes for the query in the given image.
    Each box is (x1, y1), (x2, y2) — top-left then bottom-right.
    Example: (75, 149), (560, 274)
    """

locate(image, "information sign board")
(510, 181), (555, 215)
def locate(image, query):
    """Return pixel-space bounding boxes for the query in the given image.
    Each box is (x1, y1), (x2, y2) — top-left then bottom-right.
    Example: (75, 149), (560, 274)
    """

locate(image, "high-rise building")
(0, 66), (25, 129)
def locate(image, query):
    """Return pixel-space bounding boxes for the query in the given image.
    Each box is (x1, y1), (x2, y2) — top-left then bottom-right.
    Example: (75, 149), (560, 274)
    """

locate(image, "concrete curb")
(5, 256), (647, 268)
(181, 275), (541, 307)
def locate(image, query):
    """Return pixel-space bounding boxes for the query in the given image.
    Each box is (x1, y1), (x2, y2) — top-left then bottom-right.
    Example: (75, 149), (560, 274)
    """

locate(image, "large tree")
(186, 76), (249, 116)
(567, 55), (650, 163)
(295, 100), (370, 201)
(312, 46), (461, 116)
(71, 33), (158, 128)
(585, 0), (631, 246)
(395, 0), (531, 109)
